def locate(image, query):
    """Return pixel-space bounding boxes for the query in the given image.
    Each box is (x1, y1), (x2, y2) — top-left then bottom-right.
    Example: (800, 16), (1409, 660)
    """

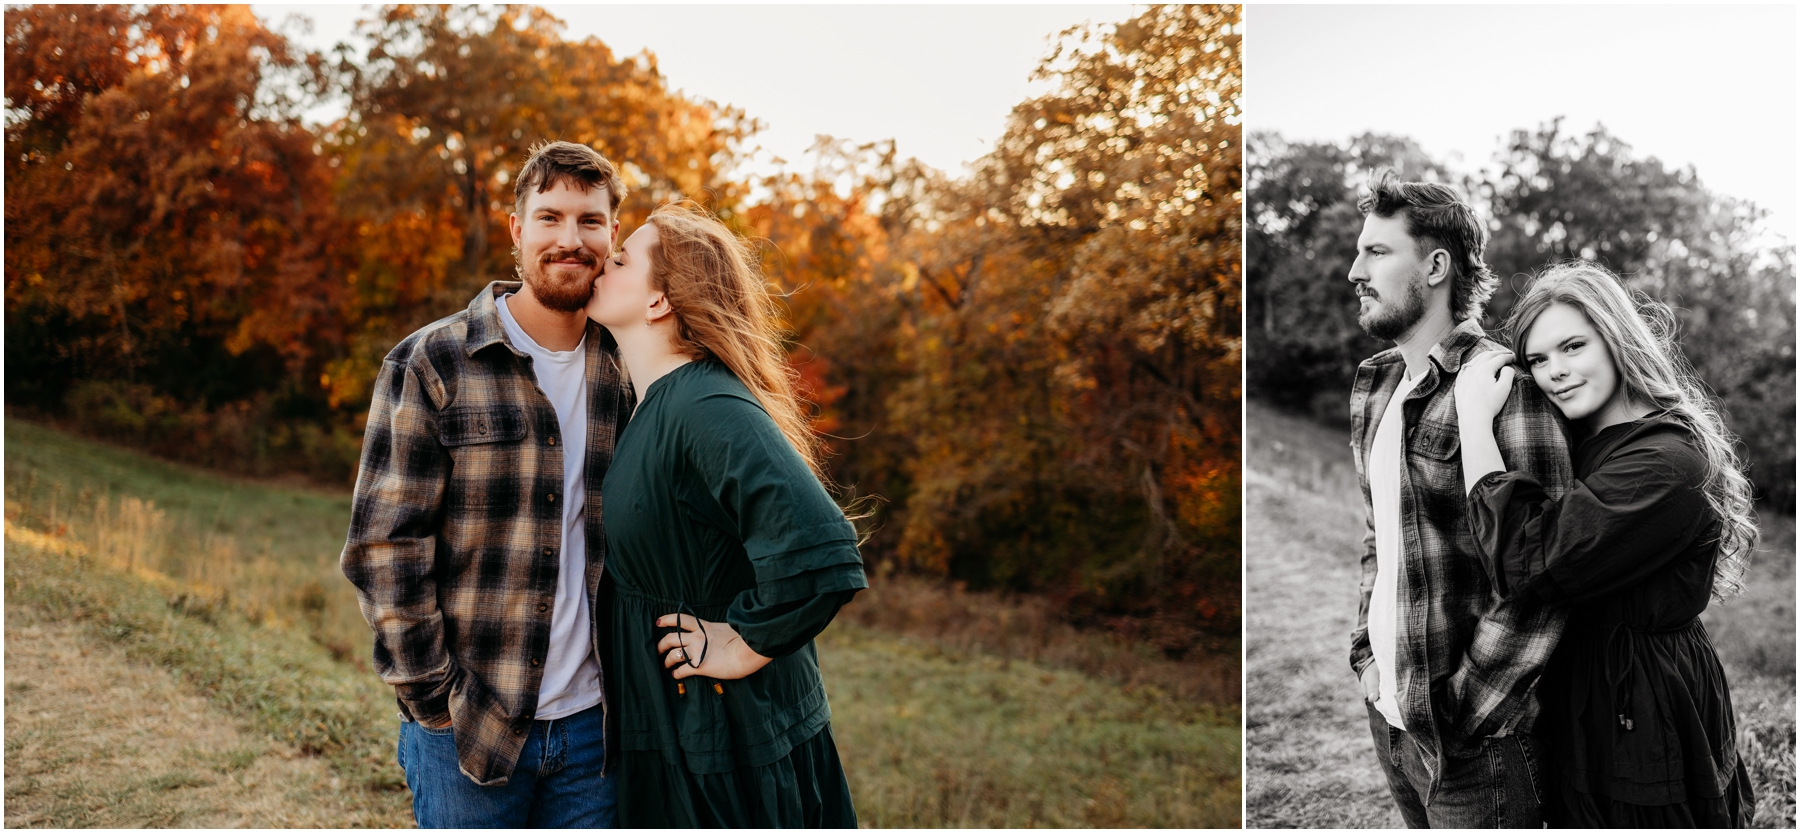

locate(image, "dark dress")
(1468, 413), (1753, 828)
(601, 360), (867, 827)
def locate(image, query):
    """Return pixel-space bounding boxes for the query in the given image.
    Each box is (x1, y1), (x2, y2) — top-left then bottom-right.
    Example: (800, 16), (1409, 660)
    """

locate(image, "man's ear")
(509, 213), (523, 247)
(1424, 248), (1452, 288)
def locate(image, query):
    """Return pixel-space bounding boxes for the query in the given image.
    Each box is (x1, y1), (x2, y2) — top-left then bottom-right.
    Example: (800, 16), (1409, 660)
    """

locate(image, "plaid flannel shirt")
(341, 281), (634, 787)
(1347, 318), (1574, 794)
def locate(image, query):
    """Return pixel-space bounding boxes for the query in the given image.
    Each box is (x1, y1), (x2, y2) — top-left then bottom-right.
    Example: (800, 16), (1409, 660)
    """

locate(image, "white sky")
(253, 3), (1138, 180)
(1246, 4), (1798, 247)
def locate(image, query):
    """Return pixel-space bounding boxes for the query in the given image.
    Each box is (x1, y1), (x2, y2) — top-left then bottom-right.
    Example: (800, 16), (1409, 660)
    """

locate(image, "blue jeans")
(398, 704), (617, 828)
(1366, 702), (1546, 828)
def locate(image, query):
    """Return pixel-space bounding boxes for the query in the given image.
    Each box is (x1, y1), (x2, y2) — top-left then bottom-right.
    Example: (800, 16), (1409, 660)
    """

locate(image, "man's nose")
(1347, 255), (1366, 283)
(556, 219), (583, 250)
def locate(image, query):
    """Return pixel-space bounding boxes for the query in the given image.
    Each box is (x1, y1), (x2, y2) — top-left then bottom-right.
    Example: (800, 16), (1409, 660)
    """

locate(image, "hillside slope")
(4, 418), (1238, 827)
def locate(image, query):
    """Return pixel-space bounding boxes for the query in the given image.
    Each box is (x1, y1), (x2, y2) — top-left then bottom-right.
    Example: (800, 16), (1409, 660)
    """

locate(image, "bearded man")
(1345, 169), (1574, 827)
(341, 141), (633, 827)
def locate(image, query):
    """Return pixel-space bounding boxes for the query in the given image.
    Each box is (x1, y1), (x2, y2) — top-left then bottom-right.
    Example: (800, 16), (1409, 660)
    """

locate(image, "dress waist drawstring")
(1604, 617), (1704, 731)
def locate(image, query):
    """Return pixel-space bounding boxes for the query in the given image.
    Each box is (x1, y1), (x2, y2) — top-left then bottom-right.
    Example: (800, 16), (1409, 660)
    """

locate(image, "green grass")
(823, 625), (1239, 827)
(1243, 399), (1796, 828)
(4, 416), (1238, 827)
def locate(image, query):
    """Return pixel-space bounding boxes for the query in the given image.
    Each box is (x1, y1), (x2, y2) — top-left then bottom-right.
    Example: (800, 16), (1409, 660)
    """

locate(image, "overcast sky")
(253, 4), (1137, 180)
(1246, 4), (1797, 247)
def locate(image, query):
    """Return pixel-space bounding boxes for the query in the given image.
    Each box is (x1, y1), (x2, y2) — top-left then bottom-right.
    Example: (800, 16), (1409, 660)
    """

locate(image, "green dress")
(602, 360), (866, 827)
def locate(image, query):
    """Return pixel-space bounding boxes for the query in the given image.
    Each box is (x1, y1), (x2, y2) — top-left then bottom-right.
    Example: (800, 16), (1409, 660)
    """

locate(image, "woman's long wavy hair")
(1506, 261), (1758, 600)
(645, 200), (822, 477)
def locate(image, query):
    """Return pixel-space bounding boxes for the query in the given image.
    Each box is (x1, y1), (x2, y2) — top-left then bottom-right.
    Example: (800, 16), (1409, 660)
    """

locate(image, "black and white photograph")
(1244, 4), (1796, 829)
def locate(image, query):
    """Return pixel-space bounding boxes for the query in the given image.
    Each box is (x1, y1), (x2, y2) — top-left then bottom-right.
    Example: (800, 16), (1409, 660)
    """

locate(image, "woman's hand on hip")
(1455, 350), (1517, 425)
(655, 613), (772, 681)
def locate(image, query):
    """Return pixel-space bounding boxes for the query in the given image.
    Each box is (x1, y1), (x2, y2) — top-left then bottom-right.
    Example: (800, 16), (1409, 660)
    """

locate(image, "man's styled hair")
(1356, 168), (1495, 322)
(512, 140), (626, 217)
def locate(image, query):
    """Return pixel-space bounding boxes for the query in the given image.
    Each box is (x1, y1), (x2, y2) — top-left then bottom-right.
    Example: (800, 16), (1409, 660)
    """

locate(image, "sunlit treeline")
(5, 4), (1241, 651)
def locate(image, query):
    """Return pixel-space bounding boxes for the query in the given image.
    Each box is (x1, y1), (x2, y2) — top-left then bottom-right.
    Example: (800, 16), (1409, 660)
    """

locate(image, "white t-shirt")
(495, 293), (603, 720)
(1368, 366), (1426, 730)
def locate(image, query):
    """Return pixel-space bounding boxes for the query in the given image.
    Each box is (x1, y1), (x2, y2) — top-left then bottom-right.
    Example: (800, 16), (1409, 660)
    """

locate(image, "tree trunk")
(461, 156), (488, 285)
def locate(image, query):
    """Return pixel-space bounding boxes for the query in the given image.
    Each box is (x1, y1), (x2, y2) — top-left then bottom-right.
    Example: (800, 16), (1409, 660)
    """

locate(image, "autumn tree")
(322, 4), (754, 411)
(753, 6), (1244, 652)
(5, 5), (349, 470)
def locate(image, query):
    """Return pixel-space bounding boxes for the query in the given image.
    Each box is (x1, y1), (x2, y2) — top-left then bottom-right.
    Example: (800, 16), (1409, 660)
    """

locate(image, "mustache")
(538, 247), (598, 267)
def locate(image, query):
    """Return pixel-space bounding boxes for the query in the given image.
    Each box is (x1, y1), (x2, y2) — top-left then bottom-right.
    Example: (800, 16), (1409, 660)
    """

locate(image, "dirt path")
(4, 613), (404, 828)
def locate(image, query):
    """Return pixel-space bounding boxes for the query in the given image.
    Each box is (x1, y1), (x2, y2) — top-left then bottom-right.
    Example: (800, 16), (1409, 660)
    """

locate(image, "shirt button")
(531, 658), (540, 667)
(548, 436), (556, 446)
(543, 548), (553, 556)
(547, 493), (556, 503)
(513, 727), (524, 736)
(538, 603), (548, 612)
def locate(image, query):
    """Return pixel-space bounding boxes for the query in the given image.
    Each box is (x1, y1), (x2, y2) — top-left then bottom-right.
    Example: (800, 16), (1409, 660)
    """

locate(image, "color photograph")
(3, 3), (1243, 828)
(1243, 4), (1795, 829)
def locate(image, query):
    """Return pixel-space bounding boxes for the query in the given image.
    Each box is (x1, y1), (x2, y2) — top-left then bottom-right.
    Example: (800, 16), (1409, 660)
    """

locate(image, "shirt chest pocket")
(1408, 418), (1461, 461)
(1406, 414), (1464, 499)
(439, 406), (528, 509)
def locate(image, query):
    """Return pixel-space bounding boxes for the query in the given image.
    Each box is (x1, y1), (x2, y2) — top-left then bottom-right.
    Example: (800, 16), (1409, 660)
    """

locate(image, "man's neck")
(507, 284), (589, 352)
(1392, 305), (1458, 379)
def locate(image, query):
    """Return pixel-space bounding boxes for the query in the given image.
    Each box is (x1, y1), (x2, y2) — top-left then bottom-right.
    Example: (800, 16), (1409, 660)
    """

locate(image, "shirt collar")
(465, 280), (524, 357)
(1426, 317), (1491, 376)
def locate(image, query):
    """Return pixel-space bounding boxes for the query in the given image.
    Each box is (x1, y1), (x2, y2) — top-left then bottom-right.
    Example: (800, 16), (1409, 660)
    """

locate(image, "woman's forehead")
(624, 223), (659, 250)
(1525, 302), (1595, 350)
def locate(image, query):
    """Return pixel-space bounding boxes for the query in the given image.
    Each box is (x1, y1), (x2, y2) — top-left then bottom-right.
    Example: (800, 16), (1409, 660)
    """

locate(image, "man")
(1346, 170), (1574, 827)
(341, 141), (633, 827)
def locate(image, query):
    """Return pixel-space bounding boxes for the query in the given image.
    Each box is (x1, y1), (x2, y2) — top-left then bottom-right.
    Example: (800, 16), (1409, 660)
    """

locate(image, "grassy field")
(1243, 399), (1796, 828)
(3, 416), (1239, 828)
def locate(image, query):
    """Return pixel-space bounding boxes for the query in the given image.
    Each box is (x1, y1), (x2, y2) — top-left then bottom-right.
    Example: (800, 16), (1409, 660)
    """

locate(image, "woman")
(1454, 261), (1757, 827)
(587, 200), (865, 827)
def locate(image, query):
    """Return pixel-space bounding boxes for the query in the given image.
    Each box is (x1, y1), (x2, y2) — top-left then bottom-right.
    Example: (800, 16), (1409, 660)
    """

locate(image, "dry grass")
(840, 572), (1240, 706)
(824, 622), (1241, 827)
(4, 615), (393, 828)
(5, 419), (372, 669)
(4, 416), (1238, 828)
(1244, 399), (1796, 828)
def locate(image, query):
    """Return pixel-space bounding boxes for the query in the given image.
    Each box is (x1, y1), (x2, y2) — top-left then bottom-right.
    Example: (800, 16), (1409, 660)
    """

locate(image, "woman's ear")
(646, 292), (674, 325)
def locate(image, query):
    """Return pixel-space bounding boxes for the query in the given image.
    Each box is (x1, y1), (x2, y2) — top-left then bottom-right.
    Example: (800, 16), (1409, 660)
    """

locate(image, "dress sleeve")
(683, 383), (869, 609)
(728, 585), (861, 658)
(1467, 429), (1710, 605)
